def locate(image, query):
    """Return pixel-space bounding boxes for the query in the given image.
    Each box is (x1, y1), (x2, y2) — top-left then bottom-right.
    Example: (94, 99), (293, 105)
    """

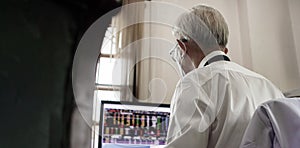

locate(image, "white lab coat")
(240, 98), (300, 148)
(166, 51), (284, 148)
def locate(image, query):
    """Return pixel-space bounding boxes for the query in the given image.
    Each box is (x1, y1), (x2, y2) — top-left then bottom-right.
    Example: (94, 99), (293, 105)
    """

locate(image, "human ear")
(176, 39), (187, 52)
(223, 47), (228, 54)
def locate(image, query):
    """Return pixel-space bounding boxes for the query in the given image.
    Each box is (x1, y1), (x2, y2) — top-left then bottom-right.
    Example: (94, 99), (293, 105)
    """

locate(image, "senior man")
(166, 5), (284, 148)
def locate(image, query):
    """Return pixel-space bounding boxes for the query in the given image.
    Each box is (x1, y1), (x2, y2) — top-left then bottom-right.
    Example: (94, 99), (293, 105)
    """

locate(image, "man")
(166, 5), (284, 148)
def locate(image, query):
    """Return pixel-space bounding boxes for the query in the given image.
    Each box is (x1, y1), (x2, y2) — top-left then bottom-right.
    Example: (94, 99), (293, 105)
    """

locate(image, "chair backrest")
(240, 98), (300, 148)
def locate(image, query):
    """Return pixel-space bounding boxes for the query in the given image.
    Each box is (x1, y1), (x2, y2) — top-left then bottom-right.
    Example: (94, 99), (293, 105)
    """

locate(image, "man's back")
(166, 60), (284, 148)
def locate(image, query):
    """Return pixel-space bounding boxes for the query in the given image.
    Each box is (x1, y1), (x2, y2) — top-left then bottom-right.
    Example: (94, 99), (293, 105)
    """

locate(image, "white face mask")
(170, 44), (196, 77)
(179, 52), (196, 76)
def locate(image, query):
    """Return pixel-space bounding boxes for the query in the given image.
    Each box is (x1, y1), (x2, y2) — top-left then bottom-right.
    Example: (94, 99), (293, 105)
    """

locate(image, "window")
(91, 26), (121, 148)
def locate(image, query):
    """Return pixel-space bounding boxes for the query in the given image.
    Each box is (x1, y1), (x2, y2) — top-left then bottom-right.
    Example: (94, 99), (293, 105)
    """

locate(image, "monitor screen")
(99, 101), (170, 148)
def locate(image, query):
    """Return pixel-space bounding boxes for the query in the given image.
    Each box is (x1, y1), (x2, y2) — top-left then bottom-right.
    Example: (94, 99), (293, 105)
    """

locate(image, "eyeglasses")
(179, 38), (189, 43)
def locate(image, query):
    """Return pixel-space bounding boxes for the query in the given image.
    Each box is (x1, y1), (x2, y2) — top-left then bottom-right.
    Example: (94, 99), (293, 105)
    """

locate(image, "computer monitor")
(99, 101), (171, 148)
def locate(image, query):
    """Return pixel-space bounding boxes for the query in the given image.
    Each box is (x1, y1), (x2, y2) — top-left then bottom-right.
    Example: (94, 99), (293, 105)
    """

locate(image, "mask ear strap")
(176, 60), (186, 77)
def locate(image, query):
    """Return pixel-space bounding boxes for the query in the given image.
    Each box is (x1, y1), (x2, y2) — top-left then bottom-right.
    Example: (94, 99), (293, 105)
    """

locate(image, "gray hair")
(173, 5), (229, 54)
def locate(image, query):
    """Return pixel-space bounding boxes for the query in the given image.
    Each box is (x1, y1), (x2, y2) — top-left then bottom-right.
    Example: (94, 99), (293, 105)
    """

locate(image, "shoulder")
(172, 70), (212, 106)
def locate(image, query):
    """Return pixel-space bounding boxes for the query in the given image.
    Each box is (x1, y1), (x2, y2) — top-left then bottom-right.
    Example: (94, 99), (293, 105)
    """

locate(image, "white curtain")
(113, 0), (145, 102)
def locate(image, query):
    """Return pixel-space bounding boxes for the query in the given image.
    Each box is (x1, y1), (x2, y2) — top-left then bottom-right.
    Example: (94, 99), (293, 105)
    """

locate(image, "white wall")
(288, 0), (300, 81)
(245, 0), (300, 91)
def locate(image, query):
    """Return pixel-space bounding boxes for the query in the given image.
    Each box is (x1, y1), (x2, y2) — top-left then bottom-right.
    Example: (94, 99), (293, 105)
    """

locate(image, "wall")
(0, 1), (74, 147)
(288, 0), (300, 83)
(245, 0), (300, 91)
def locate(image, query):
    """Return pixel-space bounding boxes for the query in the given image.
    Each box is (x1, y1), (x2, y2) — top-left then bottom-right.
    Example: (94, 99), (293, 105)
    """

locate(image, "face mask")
(170, 44), (196, 77)
(179, 52), (196, 76)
